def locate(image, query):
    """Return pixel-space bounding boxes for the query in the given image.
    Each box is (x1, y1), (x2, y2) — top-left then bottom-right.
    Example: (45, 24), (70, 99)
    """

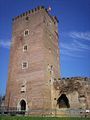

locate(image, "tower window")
(24, 29), (29, 36)
(22, 62), (28, 69)
(23, 45), (28, 51)
(25, 16), (29, 21)
(21, 85), (26, 93)
(21, 81), (26, 93)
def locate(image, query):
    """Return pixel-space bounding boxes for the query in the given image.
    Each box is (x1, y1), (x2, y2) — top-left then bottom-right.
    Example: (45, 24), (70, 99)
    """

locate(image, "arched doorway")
(20, 100), (26, 114)
(57, 94), (70, 108)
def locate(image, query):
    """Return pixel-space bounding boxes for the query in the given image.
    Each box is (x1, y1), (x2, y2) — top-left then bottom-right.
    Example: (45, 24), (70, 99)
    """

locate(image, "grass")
(0, 116), (90, 120)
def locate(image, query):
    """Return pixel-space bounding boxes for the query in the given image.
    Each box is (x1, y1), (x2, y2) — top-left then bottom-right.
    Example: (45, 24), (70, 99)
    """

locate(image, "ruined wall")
(53, 77), (90, 111)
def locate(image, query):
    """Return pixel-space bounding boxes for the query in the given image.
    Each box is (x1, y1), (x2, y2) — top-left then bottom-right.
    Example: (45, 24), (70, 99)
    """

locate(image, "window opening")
(24, 29), (29, 36)
(22, 62), (28, 69)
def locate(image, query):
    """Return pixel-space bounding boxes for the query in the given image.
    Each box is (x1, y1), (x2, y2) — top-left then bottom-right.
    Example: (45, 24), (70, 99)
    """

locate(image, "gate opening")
(57, 94), (70, 108)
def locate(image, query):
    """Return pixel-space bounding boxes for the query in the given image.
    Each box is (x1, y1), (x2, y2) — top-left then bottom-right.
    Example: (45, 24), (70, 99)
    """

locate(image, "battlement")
(61, 77), (90, 81)
(12, 6), (59, 23)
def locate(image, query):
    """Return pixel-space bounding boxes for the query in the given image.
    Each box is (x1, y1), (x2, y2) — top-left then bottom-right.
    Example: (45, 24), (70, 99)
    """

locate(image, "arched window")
(57, 94), (70, 108)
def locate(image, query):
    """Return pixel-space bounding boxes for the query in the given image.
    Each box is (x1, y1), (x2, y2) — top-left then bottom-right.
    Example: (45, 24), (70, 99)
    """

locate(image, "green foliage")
(0, 116), (90, 120)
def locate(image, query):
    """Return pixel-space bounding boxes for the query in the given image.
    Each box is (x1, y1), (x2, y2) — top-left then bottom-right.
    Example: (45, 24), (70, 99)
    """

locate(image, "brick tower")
(5, 6), (60, 115)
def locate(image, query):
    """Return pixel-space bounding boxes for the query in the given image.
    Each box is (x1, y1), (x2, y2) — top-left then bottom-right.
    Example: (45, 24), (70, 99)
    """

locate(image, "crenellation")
(12, 6), (46, 22)
(61, 77), (89, 81)
(54, 16), (59, 23)
(12, 6), (58, 26)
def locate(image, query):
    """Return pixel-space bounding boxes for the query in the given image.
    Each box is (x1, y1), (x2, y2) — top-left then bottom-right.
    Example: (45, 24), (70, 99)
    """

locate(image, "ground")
(0, 116), (90, 120)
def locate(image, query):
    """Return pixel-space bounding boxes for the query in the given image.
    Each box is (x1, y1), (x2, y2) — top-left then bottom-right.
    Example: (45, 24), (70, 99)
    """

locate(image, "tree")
(0, 95), (5, 107)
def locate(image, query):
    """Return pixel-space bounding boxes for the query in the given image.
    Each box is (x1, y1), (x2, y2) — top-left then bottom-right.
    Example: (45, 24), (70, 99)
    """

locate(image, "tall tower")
(5, 6), (60, 115)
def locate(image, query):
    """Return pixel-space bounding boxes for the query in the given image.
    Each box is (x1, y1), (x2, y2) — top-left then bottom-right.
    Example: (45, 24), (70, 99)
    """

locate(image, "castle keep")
(5, 6), (90, 116)
(5, 6), (60, 115)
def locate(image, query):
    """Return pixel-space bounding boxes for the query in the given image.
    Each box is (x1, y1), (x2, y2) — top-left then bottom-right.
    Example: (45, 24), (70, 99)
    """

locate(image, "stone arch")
(17, 98), (28, 112)
(57, 94), (70, 108)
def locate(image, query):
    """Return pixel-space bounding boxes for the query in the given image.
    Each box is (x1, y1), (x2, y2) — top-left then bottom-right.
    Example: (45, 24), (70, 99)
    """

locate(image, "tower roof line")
(12, 6), (59, 23)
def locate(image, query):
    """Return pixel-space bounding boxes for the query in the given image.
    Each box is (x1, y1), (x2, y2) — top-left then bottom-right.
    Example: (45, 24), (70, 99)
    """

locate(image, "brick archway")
(57, 94), (70, 108)
(17, 98), (28, 112)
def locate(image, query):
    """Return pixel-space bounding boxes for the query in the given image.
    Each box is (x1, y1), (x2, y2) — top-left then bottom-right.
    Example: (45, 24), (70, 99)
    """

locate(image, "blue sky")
(0, 0), (90, 95)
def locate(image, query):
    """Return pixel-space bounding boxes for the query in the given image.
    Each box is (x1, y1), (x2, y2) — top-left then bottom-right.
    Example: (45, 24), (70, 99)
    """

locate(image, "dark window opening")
(54, 98), (56, 100)
(57, 94), (70, 108)
(24, 30), (29, 36)
(23, 63), (26, 68)
(79, 94), (85, 98)
(21, 85), (25, 87)
(51, 65), (53, 70)
(21, 91), (25, 93)
(26, 17), (29, 21)
(22, 62), (28, 69)
(23, 45), (27, 51)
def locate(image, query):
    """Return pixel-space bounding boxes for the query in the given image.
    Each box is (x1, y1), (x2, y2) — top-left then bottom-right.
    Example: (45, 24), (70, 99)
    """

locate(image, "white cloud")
(60, 31), (90, 58)
(60, 39), (90, 58)
(0, 40), (11, 49)
(68, 32), (90, 41)
(73, 40), (90, 50)
(61, 49), (83, 58)
(61, 41), (82, 52)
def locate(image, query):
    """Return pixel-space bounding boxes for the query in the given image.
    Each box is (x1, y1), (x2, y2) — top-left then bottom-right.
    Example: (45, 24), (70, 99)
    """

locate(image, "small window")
(23, 45), (28, 51)
(51, 65), (53, 70)
(54, 98), (56, 100)
(21, 86), (26, 93)
(25, 16), (29, 21)
(22, 62), (28, 69)
(21, 81), (26, 93)
(21, 85), (25, 87)
(24, 29), (29, 36)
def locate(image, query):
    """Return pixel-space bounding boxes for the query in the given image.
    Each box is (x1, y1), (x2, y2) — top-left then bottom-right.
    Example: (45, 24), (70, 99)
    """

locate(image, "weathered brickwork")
(5, 6), (60, 115)
(53, 77), (90, 116)
(5, 6), (90, 116)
